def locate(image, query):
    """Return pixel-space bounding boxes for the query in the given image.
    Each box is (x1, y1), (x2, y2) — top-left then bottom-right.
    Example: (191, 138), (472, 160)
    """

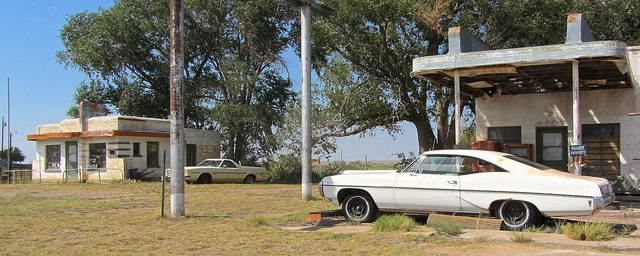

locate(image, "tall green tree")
(58, 0), (295, 161)
(310, 0), (471, 153)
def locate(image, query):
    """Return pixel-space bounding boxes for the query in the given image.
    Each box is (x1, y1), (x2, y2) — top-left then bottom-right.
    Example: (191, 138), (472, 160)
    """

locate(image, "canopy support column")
(571, 60), (583, 175)
(454, 69), (461, 146)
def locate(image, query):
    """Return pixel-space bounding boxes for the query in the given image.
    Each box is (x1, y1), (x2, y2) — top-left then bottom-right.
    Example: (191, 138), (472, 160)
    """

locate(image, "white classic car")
(178, 159), (267, 184)
(319, 150), (614, 229)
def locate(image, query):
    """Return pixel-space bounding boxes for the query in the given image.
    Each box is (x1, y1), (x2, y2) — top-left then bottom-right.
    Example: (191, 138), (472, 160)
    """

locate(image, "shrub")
(560, 222), (613, 241)
(429, 219), (463, 236)
(372, 214), (417, 232)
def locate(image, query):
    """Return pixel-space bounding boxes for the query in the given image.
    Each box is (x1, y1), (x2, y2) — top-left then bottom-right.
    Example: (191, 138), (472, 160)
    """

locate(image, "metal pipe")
(300, 4), (312, 201)
(6, 78), (10, 170)
(454, 70), (461, 146)
(169, 0), (186, 217)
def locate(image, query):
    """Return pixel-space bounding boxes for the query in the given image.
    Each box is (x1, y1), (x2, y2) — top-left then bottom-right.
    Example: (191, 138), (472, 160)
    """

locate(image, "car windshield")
(504, 155), (552, 171)
(197, 160), (222, 167)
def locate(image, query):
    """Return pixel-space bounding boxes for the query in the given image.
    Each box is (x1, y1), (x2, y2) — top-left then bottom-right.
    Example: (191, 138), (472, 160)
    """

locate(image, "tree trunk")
(413, 119), (436, 154)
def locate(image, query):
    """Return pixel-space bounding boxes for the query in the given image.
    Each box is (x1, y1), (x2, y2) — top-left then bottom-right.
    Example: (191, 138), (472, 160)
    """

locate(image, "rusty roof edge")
(412, 40), (628, 77)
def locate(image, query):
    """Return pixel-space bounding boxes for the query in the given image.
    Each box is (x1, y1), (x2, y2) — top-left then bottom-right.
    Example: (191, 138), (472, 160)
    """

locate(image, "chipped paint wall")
(476, 47), (640, 177)
(185, 128), (221, 164)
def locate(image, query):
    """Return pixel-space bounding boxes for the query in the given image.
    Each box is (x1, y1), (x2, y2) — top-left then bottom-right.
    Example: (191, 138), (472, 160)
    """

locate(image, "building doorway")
(65, 141), (78, 181)
(536, 127), (568, 171)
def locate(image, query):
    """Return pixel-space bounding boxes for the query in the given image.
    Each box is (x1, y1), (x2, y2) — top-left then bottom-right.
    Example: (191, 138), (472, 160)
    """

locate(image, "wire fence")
(0, 170), (33, 184)
(1, 168), (125, 184)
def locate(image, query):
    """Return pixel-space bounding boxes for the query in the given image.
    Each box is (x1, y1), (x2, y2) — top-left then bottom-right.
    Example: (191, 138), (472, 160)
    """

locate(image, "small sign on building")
(570, 144), (587, 157)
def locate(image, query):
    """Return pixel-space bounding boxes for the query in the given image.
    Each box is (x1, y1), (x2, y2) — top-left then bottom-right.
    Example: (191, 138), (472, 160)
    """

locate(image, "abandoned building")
(27, 102), (221, 182)
(412, 13), (639, 179)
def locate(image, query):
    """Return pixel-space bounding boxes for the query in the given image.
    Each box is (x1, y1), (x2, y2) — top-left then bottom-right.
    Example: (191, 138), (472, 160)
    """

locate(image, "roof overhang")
(412, 41), (631, 98)
(27, 130), (170, 141)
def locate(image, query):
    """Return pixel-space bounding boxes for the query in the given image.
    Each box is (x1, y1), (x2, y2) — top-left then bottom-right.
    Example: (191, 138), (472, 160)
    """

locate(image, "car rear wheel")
(342, 194), (377, 223)
(197, 174), (212, 184)
(243, 175), (255, 184)
(498, 200), (539, 230)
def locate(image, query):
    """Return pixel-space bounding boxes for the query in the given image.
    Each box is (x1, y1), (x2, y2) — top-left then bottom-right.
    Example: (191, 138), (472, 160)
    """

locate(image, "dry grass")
(0, 183), (625, 255)
(0, 183), (496, 255)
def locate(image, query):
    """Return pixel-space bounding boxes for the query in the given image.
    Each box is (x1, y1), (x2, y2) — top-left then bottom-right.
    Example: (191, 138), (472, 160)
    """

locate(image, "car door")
(394, 155), (461, 212)
(220, 160), (241, 182)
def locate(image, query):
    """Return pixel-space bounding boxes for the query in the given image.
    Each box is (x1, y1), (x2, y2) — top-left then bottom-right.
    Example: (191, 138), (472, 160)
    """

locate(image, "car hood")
(339, 170), (398, 175)
(184, 166), (213, 170)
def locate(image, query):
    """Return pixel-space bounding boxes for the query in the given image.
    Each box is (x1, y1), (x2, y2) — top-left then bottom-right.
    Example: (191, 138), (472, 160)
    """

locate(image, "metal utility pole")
(287, 0), (333, 201)
(6, 78), (10, 170)
(169, 0), (185, 217)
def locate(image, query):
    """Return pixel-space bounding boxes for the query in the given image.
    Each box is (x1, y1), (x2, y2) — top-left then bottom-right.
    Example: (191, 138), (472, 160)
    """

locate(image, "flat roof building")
(27, 102), (221, 182)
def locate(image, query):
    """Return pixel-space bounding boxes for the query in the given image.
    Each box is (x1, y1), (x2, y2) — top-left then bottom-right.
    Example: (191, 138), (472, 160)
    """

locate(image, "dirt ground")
(287, 208), (640, 255)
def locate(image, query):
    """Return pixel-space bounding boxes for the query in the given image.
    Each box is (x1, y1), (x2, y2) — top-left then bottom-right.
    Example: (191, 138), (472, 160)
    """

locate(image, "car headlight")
(318, 181), (324, 197)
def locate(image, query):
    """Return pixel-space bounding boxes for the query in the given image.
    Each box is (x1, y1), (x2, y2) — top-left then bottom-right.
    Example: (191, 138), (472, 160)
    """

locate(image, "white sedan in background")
(319, 150), (614, 229)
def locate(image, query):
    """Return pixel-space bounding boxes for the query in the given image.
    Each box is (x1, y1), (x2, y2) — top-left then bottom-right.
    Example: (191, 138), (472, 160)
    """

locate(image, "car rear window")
(504, 155), (551, 171)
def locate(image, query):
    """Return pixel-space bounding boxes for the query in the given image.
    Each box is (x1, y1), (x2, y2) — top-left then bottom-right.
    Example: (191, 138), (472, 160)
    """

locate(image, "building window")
(89, 143), (107, 169)
(488, 126), (521, 144)
(133, 143), (141, 157)
(147, 142), (159, 168)
(186, 144), (197, 166)
(45, 145), (61, 170)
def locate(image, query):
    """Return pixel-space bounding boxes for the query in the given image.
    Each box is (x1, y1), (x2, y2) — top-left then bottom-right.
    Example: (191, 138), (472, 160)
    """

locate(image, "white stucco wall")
(476, 46), (640, 177)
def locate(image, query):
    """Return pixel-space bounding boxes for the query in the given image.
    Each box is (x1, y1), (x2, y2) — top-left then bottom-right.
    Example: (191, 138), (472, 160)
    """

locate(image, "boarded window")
(582, 124), (620, 177)
(46, 145), (61, 170)
(186, 144), (197, 166)
(488, 126), (521, 145)
(147, 142), (159, 168)
(89, 143), (106, 169)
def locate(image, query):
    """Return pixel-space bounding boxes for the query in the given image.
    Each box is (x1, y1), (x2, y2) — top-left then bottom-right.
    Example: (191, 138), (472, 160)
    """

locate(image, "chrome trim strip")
(323, 184), (593, 198)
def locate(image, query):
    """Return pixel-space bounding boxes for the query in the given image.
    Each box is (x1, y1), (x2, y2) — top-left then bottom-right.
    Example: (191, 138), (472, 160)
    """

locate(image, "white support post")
(454, 70), (461, 146)
(571, 60), (582, 175)
(300, 4), (312, 201)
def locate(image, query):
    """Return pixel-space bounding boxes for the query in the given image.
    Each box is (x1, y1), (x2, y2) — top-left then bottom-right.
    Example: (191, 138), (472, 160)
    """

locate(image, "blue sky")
(0, 0), (419, 164)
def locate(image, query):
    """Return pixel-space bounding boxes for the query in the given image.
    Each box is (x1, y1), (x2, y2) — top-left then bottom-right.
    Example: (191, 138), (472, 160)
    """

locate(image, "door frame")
(535, 126), (568, 171)
(65, 141), (79, 181)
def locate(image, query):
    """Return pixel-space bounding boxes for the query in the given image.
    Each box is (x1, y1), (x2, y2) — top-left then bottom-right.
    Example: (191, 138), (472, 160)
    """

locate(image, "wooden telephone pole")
(169, 0), (185, 217)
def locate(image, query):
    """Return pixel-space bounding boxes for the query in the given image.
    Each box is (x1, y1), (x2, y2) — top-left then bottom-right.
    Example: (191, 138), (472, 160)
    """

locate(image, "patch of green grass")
(244, 215), (272, 227)
(510, 232), (533, 243)
(429, 219), (463, 237)
(372, 214), (417, 232)
(560, 222), (613, 241)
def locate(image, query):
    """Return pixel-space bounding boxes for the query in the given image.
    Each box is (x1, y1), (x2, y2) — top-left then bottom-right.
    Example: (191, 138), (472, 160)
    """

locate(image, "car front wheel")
(342, 194), (377, 223)
(197, 174), (212, 184)
(498, 200), (539, 230)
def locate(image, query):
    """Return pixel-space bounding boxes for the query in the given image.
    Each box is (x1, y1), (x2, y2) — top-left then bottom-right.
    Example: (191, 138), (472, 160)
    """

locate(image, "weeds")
(560, 222), (613, 241)
(429, 219), (463, 237)
(372, 214), (417, 232)
(510, 232), (533, 243)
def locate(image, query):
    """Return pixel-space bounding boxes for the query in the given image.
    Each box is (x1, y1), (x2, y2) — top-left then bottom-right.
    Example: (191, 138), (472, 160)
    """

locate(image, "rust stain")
(449, 26), (461, 37)
(568, 13), (580, 23)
